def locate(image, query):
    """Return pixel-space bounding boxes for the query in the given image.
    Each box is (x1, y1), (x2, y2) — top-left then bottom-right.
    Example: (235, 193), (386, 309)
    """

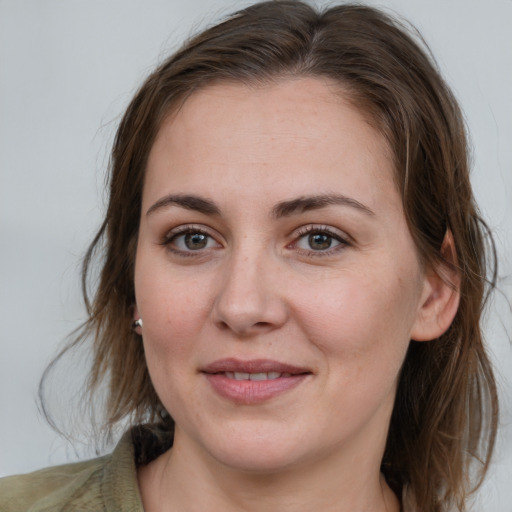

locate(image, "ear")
(410, 231), (461, 342)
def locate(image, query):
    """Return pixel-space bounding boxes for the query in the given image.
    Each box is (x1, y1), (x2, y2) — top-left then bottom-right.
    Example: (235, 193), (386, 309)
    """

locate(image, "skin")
(134, 77), (458, 512)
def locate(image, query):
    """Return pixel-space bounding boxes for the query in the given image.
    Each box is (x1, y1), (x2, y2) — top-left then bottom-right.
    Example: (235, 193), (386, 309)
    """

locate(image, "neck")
(138, 428), (400, 512)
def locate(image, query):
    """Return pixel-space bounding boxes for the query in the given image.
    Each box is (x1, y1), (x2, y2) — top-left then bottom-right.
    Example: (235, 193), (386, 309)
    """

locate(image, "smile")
(224, 371), (291, 381)
(201, 359), (310, 404)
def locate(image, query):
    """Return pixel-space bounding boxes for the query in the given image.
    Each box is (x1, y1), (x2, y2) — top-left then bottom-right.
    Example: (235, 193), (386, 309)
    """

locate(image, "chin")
(210, 445), (303, 474)
(193, 420), (317, 474)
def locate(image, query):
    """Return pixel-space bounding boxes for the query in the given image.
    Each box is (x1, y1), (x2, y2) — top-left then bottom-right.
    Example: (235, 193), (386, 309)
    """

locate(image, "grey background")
(1, 1), (511, 510)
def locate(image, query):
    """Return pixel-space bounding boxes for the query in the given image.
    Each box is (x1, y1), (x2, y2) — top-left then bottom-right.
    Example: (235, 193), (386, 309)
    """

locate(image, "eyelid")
(288, 224), (351, 256)
(160, 224), (223, 254)
(293, 224), (351, 243)
(159, 223), (351, 258)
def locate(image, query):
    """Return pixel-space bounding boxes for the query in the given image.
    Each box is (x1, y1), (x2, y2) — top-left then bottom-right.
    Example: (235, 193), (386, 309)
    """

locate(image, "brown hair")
(42, 2), (498, 510)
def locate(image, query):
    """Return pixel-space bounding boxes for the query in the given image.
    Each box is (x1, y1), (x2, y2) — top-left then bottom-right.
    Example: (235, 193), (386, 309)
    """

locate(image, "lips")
(201, 358), (311, 404)
(202, 358), (308, 374)
(224, 371), (289, 381)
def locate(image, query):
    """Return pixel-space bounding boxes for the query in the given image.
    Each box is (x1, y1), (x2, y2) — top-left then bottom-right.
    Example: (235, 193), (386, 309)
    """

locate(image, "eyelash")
(291, 225), (350, 257)
(160, 225), (220, 257)
(160, 224), (350, 258)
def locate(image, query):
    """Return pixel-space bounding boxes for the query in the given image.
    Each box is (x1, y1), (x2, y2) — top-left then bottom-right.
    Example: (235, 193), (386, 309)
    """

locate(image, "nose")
(211, 248), (288, 337)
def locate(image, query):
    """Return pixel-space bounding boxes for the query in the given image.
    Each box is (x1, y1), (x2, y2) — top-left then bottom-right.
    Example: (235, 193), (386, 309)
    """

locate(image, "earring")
(133, 318), (143, 329)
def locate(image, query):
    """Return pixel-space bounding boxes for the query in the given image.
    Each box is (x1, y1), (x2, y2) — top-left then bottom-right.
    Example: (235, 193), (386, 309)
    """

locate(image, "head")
(79, 2), (497, 510)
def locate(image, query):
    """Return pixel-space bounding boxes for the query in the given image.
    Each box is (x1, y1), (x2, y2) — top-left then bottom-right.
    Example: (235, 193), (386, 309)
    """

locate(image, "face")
(134, 78), (431, 474)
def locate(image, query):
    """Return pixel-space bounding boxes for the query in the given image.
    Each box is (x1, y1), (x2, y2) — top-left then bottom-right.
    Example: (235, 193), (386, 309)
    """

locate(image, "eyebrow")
(146, 192), (375, 218)
(146, 194), (221, 216)
(272, 194), (375, 218)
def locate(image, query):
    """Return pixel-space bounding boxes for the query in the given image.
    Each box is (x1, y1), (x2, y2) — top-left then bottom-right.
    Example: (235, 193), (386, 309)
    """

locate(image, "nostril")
(254, 321), (271, 328)
(215, 319), (274, 336)
(217, 320), (231, 331)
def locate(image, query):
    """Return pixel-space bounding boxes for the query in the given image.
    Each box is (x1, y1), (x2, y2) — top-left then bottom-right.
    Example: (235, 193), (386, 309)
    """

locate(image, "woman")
(0, 2), (499, 511)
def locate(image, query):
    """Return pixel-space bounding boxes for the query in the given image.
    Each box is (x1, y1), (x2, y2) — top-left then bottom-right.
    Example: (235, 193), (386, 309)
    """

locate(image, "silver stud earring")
(133, 318), (143, 329)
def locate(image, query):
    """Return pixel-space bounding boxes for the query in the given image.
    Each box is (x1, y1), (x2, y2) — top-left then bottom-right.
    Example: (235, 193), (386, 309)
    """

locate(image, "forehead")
(144, 77), (398, 215)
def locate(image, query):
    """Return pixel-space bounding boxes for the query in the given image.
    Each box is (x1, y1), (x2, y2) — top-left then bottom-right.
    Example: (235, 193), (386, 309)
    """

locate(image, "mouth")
(201, 358), (311, 404)
(223, 371), (292, 381)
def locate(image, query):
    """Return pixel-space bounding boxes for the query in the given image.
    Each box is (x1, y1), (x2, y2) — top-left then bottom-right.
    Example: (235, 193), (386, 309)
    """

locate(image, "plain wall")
(1, 1), (511, 510)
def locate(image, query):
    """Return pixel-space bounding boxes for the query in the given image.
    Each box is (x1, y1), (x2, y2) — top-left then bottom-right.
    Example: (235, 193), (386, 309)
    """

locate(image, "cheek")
(136, 259), (211, 333)
(305, 277), (418, 427)
(136, 275), (209, 416)
(292, 266), (420, 369)
(134, 263), (215, 382)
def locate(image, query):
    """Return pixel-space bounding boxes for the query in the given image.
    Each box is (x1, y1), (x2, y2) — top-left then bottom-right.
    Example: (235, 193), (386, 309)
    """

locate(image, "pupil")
(185, 232), (207, 250)
(309, 233), (331, 250)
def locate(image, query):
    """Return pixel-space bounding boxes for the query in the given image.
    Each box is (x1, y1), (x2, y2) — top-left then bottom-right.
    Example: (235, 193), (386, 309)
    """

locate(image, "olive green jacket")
(0, 426), (173, 512)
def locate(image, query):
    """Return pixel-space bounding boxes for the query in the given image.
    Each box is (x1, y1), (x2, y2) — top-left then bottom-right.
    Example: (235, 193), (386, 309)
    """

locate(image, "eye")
(300, 232), (339, 251)
(163, 227), (221, 253)
(292, 226), (349, 255)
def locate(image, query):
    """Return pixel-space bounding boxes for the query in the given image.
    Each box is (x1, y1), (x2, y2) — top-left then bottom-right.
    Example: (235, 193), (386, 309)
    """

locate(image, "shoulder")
(0, 457), (108, 512)
(0, 428), (148, 512)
